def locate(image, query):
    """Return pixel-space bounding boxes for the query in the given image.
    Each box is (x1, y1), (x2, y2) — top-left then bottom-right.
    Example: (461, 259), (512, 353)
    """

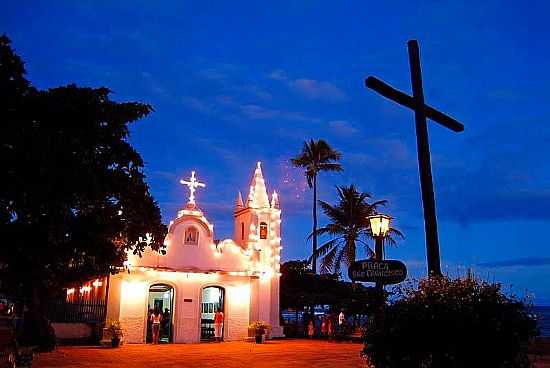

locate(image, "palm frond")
(320, 246), (338, 274)
(357, 239), (375, 258)
(308, 224), (345, 240)
(309, 238), (341, 261)
(388, 227), (404, 239)
(333, 247), (346, 275)
(317, 162), (343, 172)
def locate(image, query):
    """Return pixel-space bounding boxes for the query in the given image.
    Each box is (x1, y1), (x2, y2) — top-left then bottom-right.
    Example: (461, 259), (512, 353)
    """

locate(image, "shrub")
(363, 276), (538, 368)
(106, 320), (123, 338)
(249, 321), (270, 335)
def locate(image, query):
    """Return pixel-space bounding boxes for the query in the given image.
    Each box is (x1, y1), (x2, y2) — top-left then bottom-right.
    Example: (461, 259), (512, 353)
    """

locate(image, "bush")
(363, 276), (538, 368)
(248, 321), (270, 335)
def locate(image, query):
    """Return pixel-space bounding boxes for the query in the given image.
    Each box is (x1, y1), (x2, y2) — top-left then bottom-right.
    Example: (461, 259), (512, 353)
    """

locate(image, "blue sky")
(3, 1), (550, 303)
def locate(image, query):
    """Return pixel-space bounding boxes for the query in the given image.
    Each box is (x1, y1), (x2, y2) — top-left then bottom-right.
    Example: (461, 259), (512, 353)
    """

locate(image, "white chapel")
(104, 162), (284, 343)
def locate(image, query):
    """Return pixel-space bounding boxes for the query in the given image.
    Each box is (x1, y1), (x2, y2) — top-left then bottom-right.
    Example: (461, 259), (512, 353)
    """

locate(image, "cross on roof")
(179, 171), (206, 206)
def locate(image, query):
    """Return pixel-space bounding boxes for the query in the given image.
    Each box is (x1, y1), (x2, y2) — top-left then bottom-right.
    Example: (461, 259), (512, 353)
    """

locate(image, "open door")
(200, 286), (225, 341)
(147, 284), (174, 343)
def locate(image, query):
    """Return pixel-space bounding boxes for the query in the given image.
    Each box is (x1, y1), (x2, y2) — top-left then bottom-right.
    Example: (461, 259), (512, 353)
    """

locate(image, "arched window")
(184, 226), (199, 245)
(241, 222), (245, 240)
(259, 222), (268, 240)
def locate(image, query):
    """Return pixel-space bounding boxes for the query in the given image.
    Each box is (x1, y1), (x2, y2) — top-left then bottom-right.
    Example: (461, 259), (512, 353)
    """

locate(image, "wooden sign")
(348, 259), (407, 285)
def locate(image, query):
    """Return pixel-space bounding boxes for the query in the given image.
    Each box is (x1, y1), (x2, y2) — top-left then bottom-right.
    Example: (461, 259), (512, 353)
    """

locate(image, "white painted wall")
(111, 270), (252, 343)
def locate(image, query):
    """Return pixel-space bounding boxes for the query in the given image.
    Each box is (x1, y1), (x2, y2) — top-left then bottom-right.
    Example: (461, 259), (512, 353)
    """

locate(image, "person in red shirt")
(214, 308), (224, 342)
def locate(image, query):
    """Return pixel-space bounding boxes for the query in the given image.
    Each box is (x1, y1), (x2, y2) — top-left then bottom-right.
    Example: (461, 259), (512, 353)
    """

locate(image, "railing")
(44, 299), (106, 323)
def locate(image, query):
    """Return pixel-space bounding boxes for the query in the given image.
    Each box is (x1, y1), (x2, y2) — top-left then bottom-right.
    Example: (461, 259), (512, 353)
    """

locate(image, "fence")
(44, 299), (106, 324)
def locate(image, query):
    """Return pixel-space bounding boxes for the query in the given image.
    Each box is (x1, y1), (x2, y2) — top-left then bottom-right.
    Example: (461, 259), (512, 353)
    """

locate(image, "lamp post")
(368, 213), (391, 326)
(369, 213), (391, 261)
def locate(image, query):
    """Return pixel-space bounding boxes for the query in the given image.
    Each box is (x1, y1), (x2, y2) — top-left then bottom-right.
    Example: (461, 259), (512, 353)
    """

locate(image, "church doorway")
(200, 286), (225, 341)
(147, 284), (174, 343)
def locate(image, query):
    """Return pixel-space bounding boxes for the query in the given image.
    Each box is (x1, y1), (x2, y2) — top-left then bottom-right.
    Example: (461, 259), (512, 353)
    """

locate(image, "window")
(184, 226), (199, 245)
(241, 222), (245, 240)
(259, 222), (268, 240)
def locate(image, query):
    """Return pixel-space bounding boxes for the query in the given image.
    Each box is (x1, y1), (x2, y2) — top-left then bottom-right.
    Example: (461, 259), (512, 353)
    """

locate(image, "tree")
(0, 35), (165, 310)
(291, 139), (342, 273)
(312, 185), (403, 274)
(363, 276), (538, 367)
(280, 260), (377, 314)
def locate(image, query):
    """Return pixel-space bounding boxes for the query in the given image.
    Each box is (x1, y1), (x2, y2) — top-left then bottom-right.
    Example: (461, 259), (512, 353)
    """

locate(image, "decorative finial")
(179, 171), (206, 205)
(235, 191), (244, 210)
(271, 190), (279, 209)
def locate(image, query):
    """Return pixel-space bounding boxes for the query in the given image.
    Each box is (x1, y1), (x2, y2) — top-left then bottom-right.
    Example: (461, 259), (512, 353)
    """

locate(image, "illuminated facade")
(105, 162), (283, 343)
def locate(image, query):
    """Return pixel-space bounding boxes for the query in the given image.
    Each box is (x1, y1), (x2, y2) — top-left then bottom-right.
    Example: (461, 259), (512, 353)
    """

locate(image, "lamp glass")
(369, 214), (391, 237)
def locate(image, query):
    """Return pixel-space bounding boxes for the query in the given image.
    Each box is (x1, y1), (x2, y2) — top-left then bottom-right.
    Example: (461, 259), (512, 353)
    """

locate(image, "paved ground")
(34, 340), (366, 368)
(33, 339), (550, 368)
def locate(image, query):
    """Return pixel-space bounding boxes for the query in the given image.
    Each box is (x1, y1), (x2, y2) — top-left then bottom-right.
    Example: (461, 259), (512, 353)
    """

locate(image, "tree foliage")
(363, 276), (539, 368)
(312, 185), (403, 274)
(290, 139), (342, 273)
(280, 260), (377, 315)
(0, 34), (165, 301)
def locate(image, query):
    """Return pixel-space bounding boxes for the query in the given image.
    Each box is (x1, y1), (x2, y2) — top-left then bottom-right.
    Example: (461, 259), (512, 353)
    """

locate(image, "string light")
(80, 286), (91, 293)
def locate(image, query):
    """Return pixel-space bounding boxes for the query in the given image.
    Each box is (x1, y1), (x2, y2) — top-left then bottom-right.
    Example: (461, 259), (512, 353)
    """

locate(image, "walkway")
(34, 340), (366, 368)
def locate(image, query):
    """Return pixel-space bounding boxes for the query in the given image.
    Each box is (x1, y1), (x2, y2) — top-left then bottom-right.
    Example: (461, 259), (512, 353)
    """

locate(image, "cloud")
(344, 138), (416, 170)
(448, 189), (550, 223)
(290, 78), (347, 102)
(240, 104), (279, 120)
(477, 257), (550, 268)
(181, 96), (215, 114)
(141, 71), (169, 98)
(196, 68), (227, 81)
(328, 120), (358, 135)
(269, 69), (287, 81)
(269, 70), (347, 102)
(235, 85), (273, 101)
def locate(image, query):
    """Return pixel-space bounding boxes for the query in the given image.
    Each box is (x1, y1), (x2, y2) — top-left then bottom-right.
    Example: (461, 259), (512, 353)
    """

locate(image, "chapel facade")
(104, 162), (284, 343)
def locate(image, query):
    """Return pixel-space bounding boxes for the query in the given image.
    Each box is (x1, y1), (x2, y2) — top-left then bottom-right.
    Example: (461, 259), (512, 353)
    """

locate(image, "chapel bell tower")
(233, 162), (283, 335)
(234, 162), (281, 265)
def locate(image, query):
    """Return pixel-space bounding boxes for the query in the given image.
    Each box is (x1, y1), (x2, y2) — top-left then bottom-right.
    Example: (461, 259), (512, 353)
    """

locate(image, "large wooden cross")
(365, 40), (464, 276)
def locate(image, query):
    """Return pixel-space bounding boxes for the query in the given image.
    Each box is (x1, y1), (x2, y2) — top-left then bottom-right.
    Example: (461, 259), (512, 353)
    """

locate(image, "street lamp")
(368, 213), (391, 260)
(368, 213), (392, 326)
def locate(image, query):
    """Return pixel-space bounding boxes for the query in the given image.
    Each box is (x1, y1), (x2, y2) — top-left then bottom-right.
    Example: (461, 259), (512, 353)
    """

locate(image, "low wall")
(52, 322), (93, 342)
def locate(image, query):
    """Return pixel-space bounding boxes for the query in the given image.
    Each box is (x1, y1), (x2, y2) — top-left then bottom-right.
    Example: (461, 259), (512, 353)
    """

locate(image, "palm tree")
(291, 139), (342, 273)
(311, 185), (403, 275)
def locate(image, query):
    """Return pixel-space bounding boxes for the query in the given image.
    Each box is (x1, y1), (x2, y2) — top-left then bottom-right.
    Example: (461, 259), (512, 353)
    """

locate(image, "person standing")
(307, 320), (314, 339)
(327, 316), (333, 339)
(161, 308), (170, 340)
(338, 309), (345, 326)
(214, 308), (224, 342)
(321, 316), (327, 338)
(150, 308), (162, 344)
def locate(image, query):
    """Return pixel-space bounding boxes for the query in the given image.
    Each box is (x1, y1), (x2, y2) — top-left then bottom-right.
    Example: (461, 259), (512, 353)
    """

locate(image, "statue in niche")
(184, 226), (198, 245)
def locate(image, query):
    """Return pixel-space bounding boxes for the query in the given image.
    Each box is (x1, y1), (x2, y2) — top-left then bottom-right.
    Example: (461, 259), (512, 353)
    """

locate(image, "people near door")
(161, 308), (170, 338)
(321, 316), (327, 338)
(214, 308), (224, 342)
(338, 308), (346, 326)
(307, 320), (314, 338)
(327, 315), (333, 339)
(150, 307), (162, 344)
(146, 307), (154, 342)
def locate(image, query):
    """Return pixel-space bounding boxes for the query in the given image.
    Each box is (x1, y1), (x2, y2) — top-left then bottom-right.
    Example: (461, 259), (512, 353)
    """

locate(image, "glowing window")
(184, 226), (199, 245)
(259, 222), (268, 240)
